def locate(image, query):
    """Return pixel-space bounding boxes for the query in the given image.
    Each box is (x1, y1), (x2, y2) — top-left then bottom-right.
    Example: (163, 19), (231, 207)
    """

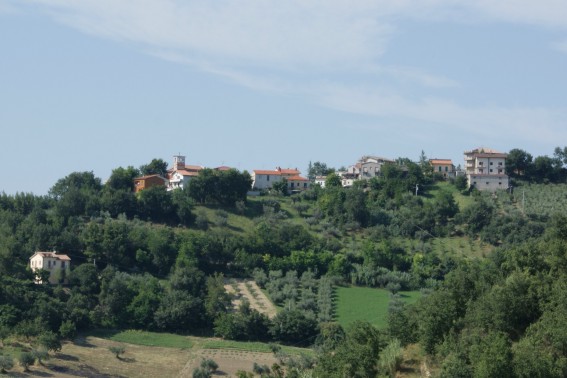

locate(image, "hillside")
(2, 167), (567, 376)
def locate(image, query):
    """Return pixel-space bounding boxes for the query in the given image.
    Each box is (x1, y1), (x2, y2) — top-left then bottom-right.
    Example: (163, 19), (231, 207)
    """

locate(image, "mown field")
(0, 330), (314, 377)
(334, 286), (421, 329)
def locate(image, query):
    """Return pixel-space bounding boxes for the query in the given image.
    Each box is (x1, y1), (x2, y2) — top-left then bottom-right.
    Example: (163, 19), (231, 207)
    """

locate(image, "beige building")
(252, 167), (309, 191)
(430, 159), (456, 179)
(29, 251), (71, 284)
(464, 147), (509, 191)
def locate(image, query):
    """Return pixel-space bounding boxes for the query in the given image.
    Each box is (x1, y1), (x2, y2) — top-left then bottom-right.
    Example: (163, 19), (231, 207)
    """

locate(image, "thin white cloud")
(315, 83), (567, 145)
(552, 39), (567, 53)
(0, 0), (18, 14)
(12, 0), (567, 147)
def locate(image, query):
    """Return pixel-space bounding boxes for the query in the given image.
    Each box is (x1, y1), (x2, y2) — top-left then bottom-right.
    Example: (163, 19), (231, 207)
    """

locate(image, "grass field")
(201, 339), (312, 355)
(89, 329), (194, 349)
(335, 286), (420, 329)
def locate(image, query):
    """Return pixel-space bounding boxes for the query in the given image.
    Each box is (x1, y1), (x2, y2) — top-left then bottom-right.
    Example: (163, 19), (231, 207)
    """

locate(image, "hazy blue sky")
(1, 1), (567, 194)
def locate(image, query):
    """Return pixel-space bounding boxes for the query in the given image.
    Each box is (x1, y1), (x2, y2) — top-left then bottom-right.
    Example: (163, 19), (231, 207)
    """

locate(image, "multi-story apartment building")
(464, 147), (509, 191)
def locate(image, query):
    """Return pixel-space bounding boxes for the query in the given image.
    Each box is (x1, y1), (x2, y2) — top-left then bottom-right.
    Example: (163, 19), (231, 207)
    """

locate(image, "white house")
(167, 155), (203, 190)
(29, 251), (71, 284)
(251, 167), (310, 191)
(464, 147), (509, 191)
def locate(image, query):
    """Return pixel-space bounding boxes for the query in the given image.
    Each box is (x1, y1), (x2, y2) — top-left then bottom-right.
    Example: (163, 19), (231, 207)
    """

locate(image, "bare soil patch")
(178, 348), (277, 377)
(224, 279), (277, 318)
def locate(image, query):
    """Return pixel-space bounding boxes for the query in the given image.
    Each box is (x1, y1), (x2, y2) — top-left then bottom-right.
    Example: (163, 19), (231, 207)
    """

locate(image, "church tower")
(173, 155), (185, 170)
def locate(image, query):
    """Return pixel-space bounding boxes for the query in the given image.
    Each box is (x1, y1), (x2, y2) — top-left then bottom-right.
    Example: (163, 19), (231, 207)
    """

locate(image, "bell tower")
(173, 154), (185, 170)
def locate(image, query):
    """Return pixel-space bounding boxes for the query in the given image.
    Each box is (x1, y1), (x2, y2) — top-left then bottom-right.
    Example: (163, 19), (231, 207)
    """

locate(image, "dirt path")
(224, 279), (278, 319)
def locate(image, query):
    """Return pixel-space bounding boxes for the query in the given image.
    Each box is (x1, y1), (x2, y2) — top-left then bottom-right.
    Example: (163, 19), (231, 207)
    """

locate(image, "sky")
(1, 0), (567, 195)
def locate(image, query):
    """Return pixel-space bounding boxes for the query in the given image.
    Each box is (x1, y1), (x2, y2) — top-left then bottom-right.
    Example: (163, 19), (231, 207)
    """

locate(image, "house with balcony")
(29, 251), (71, 284)
(464, 147), (509, 191)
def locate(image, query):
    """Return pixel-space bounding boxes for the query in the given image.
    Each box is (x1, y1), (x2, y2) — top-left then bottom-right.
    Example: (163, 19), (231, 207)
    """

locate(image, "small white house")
(29, 251), (71, 284)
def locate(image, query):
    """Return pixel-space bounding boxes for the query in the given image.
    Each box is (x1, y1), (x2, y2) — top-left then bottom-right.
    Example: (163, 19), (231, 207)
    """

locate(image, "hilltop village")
(134, 147), (509, 195)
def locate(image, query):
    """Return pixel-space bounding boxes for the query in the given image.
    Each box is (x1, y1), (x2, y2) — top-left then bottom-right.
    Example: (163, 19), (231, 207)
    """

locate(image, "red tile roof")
(254, 170), (281, 175)
(176, 170), (200, 177)
(279, 169), (300, 175)
(286, 175), (309, 181)
(30, 251), (71, 261)
(215, 166), (232, 171)
(134, 174), (167, 181)
(430, 159), (453, 165)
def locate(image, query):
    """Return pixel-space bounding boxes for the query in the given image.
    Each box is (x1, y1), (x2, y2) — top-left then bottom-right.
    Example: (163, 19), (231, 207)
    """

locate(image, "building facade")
(464, 148), (509, 191)
(29, 251), (71, 284)
(251, 167), (309, 191)
(133, 174), (168, 193)
(167, 155), (203, 190)
(429, 159), (456, 179)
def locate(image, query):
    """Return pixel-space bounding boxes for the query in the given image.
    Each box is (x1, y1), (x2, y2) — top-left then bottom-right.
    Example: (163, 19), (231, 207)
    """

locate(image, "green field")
(202, 339), (312, 355)
(89, 329), (194, 349)
(335, 286), (420, 329)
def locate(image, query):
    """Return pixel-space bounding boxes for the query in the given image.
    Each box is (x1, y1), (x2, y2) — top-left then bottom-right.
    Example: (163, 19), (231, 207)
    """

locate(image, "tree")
(137, 185), (176, 224)
(0, 355), (13, 374)
(324, 173), (342, 188)
(315, 321), (384, 378)
(272, 179), (288, 196)
(106, 166), (140, 191)
(188, 168), (251, 206)
(307, 161), (334, 180)
(18, 352), (35, 372)
(108, 345), (126, 359)
(506, 148), (533, 179)
(32, 346), (49, 365)
(532, 155), (559, 183)
(37, 330), (62, 352)
(378, 339), (404, 378)
(140, 158), (168, 177)
(205, 273), (231, 320)
(269, 309), (318, 346)
(49, 171), (102, 200)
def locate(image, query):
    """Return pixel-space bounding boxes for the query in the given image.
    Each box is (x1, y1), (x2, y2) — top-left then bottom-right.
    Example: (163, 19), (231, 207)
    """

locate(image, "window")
(479, 161), (483, 166)
(62, 261), (66, 268)
(490, 169), (493, 173)
(490, 162), (493, 165)
(498, 162), (503, 166)
(445, 166), (448, 172)
(486, 182), (489, 185)
(438, 167), (442, 172)
(499, 182), (502, 185)
(266, 175), (270, 181)
(498, 169), (503, 174)
(304, 183), (307, 188)
(48, 260), (51, 268)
